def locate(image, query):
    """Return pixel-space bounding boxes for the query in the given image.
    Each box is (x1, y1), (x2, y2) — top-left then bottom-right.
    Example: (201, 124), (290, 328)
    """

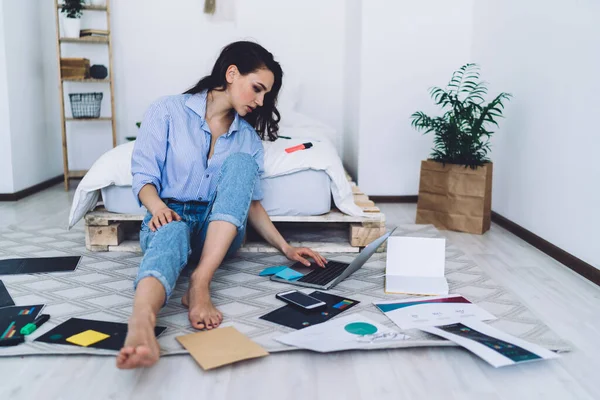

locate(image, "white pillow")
(68, 141), (136, 229)
(278, 110), (340, 151)
(276, 79), (300, 115)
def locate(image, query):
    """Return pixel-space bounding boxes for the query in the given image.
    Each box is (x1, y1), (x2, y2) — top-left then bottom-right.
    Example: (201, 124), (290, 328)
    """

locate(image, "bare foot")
(116, 309), (160, 369)
(184, 281), (223, 330)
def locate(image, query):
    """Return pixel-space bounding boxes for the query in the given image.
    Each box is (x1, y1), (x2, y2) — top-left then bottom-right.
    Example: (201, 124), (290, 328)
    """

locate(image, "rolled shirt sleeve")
(131, 100), (170, 206)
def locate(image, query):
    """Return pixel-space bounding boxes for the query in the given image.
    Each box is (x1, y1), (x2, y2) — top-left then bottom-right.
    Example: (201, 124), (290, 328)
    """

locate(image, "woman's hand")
(148, 206), (182, 232)
(283, 245), (328, 268)
(246, 201), (327, 268)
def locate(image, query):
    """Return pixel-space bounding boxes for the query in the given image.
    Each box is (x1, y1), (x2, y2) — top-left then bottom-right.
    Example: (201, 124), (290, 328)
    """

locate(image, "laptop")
(271, 227), (396, 290)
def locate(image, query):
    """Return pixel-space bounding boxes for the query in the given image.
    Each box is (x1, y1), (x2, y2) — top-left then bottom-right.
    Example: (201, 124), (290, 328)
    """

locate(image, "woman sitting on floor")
(117, 41), (327, 369)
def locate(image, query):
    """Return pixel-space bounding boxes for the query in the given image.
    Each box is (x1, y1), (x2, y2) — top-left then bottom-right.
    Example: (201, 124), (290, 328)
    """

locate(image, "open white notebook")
(385, 237), (449, 295)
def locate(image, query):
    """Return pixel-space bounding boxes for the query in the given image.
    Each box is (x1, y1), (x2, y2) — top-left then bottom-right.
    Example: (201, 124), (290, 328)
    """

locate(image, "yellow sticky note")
(66, 330), (110, 347)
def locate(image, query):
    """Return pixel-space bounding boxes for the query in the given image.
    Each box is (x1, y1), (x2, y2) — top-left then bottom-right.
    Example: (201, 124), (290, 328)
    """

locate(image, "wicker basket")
(69, 92), (103, 118)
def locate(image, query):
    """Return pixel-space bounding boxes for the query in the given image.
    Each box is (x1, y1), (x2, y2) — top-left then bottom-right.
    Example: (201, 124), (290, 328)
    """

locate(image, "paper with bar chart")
(421, 320), (559, 367)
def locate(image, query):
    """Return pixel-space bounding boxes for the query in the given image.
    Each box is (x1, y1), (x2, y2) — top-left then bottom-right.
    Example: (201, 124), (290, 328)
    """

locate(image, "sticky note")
(275, 268), (304, 281)
(66, 329), (110, 347)
(176, 327), (269, 370)
(259, 266), (287, 276)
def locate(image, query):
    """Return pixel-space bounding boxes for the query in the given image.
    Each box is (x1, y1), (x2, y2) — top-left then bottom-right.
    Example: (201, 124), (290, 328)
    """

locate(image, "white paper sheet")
(385, 237), (449, 295)
(274, 314), (409, 353)
(374, 294), (496, 330)
(421, 320), (559, 368)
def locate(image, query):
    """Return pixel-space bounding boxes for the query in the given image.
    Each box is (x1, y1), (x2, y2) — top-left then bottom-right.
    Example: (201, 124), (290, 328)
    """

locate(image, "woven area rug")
(0, 223), (570, 357)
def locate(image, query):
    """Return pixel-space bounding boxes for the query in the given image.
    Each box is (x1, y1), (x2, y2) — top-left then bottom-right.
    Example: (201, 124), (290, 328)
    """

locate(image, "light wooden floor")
(1, 184), (599, 400)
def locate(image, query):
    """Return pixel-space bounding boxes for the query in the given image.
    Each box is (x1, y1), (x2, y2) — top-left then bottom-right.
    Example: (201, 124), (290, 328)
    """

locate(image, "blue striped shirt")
(131, 91), (265, 206)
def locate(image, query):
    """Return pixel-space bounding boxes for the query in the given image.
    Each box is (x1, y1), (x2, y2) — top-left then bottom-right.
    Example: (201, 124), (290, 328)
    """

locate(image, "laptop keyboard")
(297, 260), (350, 285)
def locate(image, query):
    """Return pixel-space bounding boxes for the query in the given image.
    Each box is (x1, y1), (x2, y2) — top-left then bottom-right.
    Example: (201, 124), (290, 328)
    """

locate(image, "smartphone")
(276, 290), (327, 310)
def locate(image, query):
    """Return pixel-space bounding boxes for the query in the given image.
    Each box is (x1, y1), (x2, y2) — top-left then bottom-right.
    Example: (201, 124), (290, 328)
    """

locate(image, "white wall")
(39, 0), (64, 187)
(54, 0), (347, 170)
(0, 0), (63, 194)
(472, 0), (600, 269)
(342, 0), (362, 179)
(356, 0), (474, 195)
(2, 0), (62, 193)
(0, 1), (14, 193)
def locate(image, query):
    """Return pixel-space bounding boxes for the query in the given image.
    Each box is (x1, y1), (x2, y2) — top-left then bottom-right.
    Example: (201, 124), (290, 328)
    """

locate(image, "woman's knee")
(221, 152), (257, 174)
(216, 153), (259, 191)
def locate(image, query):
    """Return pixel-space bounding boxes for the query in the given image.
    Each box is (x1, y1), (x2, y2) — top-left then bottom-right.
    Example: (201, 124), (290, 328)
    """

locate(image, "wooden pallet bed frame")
(84, 174), (386, 253)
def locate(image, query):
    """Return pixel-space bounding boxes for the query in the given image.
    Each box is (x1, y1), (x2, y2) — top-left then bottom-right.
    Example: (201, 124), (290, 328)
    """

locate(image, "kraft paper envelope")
(176, 327), (269, 370)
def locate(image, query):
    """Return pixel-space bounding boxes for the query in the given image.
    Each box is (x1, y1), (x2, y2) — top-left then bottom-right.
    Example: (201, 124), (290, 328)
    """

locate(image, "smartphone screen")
(280, 291), (323, 308)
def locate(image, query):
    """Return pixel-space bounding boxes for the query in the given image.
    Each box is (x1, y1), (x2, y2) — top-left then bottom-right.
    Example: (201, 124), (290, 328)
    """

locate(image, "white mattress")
(260, 169), (331, 216)
(101, 169), (331, 216)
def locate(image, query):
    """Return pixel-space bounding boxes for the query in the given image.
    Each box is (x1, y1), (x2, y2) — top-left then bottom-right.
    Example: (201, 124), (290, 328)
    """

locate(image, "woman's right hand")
(148, 206), (182, 232)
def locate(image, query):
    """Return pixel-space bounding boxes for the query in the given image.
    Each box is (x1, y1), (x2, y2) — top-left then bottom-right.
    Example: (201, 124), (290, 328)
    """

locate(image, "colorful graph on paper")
(0, 304), (44, 342)
(18, 307), (36, 316)
(374, 295), (497, 329)
(1, 321), (17, 339)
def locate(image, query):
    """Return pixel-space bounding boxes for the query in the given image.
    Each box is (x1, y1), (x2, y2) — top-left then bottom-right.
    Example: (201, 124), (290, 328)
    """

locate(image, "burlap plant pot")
(416, 160), (492, 234)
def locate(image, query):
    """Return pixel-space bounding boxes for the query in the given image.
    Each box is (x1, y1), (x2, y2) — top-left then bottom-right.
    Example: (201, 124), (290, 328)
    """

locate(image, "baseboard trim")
(369, 195), (419, 203)
(368, 195), (599, 286)
(0, 175), (64, 201)
(490, 211), (599, 286)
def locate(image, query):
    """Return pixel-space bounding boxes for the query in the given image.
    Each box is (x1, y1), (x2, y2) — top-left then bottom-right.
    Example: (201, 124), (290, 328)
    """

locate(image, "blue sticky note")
(259, 266), (287, 276)
(275, 268), (304, 281)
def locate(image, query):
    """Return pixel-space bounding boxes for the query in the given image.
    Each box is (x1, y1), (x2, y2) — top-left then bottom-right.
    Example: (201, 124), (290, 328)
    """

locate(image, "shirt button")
(206, 174), (209, 178)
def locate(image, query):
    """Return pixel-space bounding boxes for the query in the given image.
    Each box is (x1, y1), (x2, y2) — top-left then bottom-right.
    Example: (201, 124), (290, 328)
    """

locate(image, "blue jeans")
(134, 153), (259, 302)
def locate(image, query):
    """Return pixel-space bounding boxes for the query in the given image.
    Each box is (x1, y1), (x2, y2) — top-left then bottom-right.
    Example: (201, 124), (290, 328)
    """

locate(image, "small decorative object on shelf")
(80, 29), (109, 38)
(69, 92), (103, 119)
(90, 64), (108, 79)
(60, 57), (90, 79)
(204, 0), (216, 14)
(60, 0), (85, 38)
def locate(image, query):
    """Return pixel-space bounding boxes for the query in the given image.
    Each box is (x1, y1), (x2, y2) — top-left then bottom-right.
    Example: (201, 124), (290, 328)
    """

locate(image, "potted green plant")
(61, 0), (85, 38)
(411, 63), (511, 234)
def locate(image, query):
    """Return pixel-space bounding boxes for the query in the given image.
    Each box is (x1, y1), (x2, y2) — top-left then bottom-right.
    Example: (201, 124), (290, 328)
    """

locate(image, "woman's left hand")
(283, 245), (328, 268)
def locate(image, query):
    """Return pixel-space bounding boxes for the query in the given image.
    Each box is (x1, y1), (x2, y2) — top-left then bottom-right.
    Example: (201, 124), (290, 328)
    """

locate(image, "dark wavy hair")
(184, 41), (283, 141)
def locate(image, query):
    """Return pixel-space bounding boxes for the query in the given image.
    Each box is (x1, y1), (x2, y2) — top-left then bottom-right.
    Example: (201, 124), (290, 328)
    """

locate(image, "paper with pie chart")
(275, 314), (409, 352)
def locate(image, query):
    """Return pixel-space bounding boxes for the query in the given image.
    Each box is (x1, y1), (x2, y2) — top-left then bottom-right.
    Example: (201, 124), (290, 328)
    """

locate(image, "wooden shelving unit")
(54, 0), (117, 191)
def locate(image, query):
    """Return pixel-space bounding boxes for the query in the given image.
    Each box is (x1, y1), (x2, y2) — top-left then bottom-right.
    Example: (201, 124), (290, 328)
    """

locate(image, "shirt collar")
(185, 90), (240, 137)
